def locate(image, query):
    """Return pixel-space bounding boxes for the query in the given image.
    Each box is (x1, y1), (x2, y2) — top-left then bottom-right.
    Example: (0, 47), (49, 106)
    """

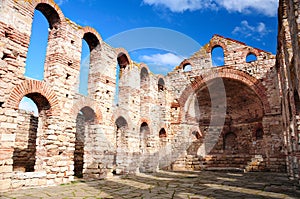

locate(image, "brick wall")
(0, 0), (297, 192)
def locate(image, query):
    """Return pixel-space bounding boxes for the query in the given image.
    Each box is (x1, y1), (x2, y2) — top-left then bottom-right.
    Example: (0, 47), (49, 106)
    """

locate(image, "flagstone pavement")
(1, 170), (300, 199)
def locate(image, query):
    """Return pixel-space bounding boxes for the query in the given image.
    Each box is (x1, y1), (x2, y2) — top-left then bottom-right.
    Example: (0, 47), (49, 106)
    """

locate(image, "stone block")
(47, 174), (56, 179)
(38, 178), (47, 186)
(0, 179), (11, 191)
(0, 122), (17, 129)
(1, 134), (15, 141)
(0, 165), (12, 173)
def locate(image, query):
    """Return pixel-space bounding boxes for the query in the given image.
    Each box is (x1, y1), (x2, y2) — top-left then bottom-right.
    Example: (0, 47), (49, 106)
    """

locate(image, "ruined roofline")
(212, 34), (273, 55)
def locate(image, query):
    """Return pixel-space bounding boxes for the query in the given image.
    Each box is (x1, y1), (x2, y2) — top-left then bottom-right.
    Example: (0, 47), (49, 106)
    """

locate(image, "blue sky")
(21, 0), (279, 113)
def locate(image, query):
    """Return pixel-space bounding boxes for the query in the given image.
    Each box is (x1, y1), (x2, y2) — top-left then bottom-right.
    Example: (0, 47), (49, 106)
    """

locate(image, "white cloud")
(143, 0), (215, 12)
(216, 0), (278, 17)
(142, 0), (278, 17)
(140, 53), (184, 66)
(56, 0), (68, 6)
(232, 20), (269, 40)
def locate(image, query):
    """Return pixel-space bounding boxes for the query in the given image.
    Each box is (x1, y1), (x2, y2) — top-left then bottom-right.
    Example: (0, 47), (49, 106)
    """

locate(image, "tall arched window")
(25, 10), (49, 80)
(75, 106), (96, 178)
(211, 46), (224, 67)
(79, 32), (100, 96)
(14, 93), (51, 172)
(115, 53), (130, 104)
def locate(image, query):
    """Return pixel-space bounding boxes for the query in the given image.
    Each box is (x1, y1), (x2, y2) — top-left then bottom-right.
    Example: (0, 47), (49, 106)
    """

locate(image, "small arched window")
(159, 128), (167, 138)
(140, 67), (149, 82)
(255, 128), (264, 140)
(25, 10), (49, 80)
(158, 78), (165, 92)
(224, 132), (237, 151)
(183, 64), (192, 72)
(140, 122), (150, 135)
(246, 53), (257, 63)
(117, 53), (130, 72)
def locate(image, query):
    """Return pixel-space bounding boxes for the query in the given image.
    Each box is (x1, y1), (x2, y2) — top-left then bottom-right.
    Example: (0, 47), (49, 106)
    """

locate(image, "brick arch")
(7, 79), (60, 114)
(81, 26), (102, 50)
(70, 97), (102, 124)
(139, 118), (151, 126)
(242, 48), (260, 63)
(207, 37), (227, 54)
(179, 59), (194, 70)
(159, 127), (167, 138)
(140, 120), (151, 136)
(178, 68), (271, 122)
(207, 38), (227, 67)
(157, 75), (166, 84)
(31, 0), (65, 29)
(115, 48), (131, 64)
(112, 110), (132, 130)
(139, 63), (150, 74)
(140, 64), (150, 82)
(157, 75), (166, 92)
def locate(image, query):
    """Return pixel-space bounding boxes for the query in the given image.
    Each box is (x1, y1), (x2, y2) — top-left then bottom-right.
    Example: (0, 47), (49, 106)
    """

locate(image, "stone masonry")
(0, 0), (299, 192)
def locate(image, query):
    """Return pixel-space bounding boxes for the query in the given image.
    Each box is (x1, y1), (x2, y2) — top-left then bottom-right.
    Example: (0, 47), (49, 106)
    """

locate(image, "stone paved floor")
(1, 170), (300, 199)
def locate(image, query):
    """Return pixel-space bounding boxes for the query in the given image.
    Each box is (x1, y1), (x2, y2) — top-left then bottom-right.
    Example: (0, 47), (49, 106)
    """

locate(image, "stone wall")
(0, 0), (298, 192)
(276, 0), (300, 183)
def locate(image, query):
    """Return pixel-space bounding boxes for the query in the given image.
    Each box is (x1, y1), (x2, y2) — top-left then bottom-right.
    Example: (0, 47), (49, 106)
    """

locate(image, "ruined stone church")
(0, 0), (299, 191)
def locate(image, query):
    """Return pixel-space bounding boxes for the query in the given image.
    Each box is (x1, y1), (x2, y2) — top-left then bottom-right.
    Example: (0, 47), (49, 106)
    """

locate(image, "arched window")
(75, 106), (96, 178)
(115, 116), (128, 130)
(159, 128), (167, 138)
(246, 53), (257, 63)
(117, 53), (130, 76)
(115, 53), (130, 104)
(255, 128), (264, 140)
(211, 46), (224, 67)
(158, 78), (165, 92)
(140, 122), (150, 136)
(14, 93), (51, 172)
(140, 67), (149, 89)
(25, 3), (61, 80)
(115, 116), (128, 151)
(79, 32), (100, 96)
(140, 122), (150, 151)
(25, 10), (49, 80)
(183, 64), (192, 72)
(224, 132), (237, 151)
